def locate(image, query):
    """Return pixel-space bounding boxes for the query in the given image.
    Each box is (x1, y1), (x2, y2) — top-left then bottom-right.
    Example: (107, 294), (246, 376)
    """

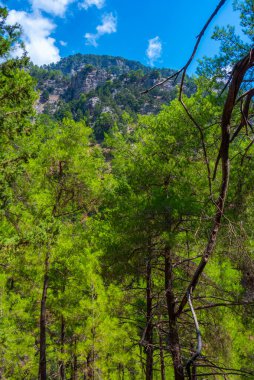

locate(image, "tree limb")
(176, 49), (254, 318)
(141, 0), (227, 95)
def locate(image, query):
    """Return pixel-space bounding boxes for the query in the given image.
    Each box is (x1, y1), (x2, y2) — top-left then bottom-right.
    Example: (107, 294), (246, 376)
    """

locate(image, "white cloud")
(60, 40), (67, 46)
(146, 36), (162, 66)
(30, 0), (74, 17)
(85, 12), (117, 47)
(7, 10), (60, 65)
(80, 0), (105, 10)
(30, 0), (105, 16)
(84, 32), (98, 47)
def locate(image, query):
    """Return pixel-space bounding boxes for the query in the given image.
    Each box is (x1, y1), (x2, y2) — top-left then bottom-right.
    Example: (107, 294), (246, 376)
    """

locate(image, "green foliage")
(0, 2), (254, 379)
(46, 53), (151, 76)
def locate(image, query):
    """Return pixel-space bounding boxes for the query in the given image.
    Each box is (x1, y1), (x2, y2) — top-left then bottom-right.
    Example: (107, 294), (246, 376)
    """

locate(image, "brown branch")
(179, 0), (227, 99)
(184, 301), (254, 313)
(141, 0), (227, 95)
(240, 137), (254, 165)
(141, 70), (183, 94)
(180, 99), (213, 195)
(176, 49), (254, 318)
(197, 363), (254, 376)
(173, 255), (203, 268)
(194, 373), (252, 377)
(176, 2), (230, 193)
(218, 70), (234, 98)
(212, 149), (221, 180)
(230, 88), (254, 143)
(236, 88), (254, 104)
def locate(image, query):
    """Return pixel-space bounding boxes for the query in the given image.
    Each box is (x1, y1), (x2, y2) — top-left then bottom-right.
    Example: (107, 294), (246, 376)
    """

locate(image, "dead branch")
(141, 0), (227, 95)
(186, 290), (202, 379)
(176, 49), (254, 318)
(230, 88), (254, 143)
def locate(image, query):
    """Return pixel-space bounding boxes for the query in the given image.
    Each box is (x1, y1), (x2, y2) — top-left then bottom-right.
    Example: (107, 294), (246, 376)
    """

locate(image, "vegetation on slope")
(29, 56), (196, 140)
(0, 1), (253, 379)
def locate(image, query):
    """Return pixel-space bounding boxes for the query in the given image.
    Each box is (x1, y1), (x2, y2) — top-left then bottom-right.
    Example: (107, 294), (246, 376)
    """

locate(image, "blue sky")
(3, 0), (243, 72)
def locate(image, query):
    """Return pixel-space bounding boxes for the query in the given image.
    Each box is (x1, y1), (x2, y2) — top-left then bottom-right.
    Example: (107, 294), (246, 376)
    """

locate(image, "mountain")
(46, 53), (151, 75)
(30, 54), (196, 139)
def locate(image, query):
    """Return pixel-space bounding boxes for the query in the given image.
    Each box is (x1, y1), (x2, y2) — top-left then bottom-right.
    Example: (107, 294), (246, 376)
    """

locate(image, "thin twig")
(184, 301), (254, 313)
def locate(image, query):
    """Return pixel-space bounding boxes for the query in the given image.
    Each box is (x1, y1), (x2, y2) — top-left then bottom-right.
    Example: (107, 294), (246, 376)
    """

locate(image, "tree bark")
(38, 251), (50, 380)
(165, 247), (184, 380)
(145, 258), (153, 380)
(191, 363), (197, 380)
(86, 350), (94, 380)
(158, 327), (165, 380)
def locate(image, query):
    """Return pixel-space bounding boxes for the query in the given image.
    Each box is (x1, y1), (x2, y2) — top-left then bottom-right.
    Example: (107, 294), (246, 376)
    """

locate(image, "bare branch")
(236, 88), (254, 104)
(197, 363), (254, 376)
(186, 290), (202, 379)
(176, 49), (254, 318)
(173, 255), (203, 268)
(142, 0), (227, 95)
(141, 70), (183, 94)
(179, 98), (213, 195)
(194, 373), (253, 377)
(184, 301), (254, 312)
(230, 88), (254, 143)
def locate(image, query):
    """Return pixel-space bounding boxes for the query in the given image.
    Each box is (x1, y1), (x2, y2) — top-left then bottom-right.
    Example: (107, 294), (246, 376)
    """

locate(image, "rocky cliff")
(30, 54), (196, 139)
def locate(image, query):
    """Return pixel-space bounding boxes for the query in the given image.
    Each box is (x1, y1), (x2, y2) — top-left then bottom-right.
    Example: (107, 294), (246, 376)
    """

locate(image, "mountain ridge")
(30, 53), (196, 139)
(44, 53), (152, 75)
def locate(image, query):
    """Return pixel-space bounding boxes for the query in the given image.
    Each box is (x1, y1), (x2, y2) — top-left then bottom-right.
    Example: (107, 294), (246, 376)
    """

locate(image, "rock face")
(31, 54), (196, 136)
(69, 66), (111, 98)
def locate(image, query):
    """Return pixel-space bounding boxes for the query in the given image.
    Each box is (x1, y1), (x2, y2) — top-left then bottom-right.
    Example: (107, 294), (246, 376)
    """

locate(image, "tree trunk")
(39, 251), (50, 380)
(72, 339), (78, 380)
(164, 247), (184, 380)
(158, 327), (165, 380)
(59, 315), (65, 380)
(191, 363), (197, 380)
(145, 258), (153, 380)
(86, 351), (94, 380)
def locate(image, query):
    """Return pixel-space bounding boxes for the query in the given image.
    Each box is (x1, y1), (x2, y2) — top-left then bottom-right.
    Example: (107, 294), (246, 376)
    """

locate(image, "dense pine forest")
(0, 1), (254, 379)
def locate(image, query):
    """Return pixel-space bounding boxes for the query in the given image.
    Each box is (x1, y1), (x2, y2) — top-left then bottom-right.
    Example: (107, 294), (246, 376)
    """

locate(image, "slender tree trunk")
(139, 345), (146, 377)
(91, 329), (95, 380)
(73, 355), (78, 380)
(164, 247), (184, 380)
(145, 258), (153, 380)
(158, 327), (165, 380)
(191, 363), (197, 380)
(59, 315), (65, 380)
(39, 251), (50, 380)
(89, 285), (96, 380)
(86, 351), (94, 380)
(72, 339), (78, 380)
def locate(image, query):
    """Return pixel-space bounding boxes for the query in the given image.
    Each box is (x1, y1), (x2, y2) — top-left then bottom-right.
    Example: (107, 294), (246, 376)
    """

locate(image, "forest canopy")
(0, 1), (254, 379)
